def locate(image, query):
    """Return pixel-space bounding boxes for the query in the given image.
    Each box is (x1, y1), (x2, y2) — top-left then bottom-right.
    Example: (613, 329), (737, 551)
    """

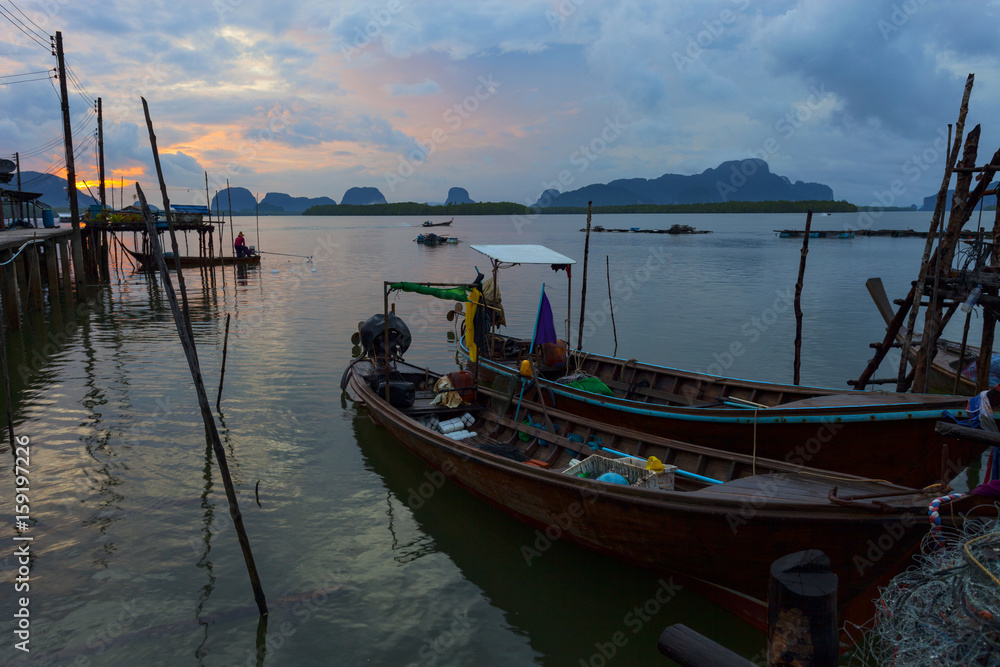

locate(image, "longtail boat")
(453, 245), (986, 490)
(342, 316), (980, 634)
(126, 249), (261, 268)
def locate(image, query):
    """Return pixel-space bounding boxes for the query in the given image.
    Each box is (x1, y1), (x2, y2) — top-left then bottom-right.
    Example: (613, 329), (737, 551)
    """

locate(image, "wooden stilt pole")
(899, 74), (974, 390)
(606, 255), (617, 357)
(793, 210), (812, 385)
(216, 313), (231, 411)
(140, 98), (267, 617)
(0, 315), (15, 446)
(26, 237), (43, 312)
(576, 201), (592, 351)
(1, 249), (19, 331)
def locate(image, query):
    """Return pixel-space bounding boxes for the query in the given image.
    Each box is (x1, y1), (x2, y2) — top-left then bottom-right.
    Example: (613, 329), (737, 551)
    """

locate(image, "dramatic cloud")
(1, 0), (999, 207)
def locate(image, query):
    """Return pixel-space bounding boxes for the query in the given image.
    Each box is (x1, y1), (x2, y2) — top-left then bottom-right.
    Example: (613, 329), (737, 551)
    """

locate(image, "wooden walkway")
(0, 226), (74, 252)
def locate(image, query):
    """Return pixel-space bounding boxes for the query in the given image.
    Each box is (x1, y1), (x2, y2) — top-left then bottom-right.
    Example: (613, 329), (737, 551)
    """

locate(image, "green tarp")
(564, 376), (616, 397)
(388, 282), (469, 302)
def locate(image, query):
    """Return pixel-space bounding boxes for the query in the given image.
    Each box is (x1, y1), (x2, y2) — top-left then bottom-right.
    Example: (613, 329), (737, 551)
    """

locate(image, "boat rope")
(929, 493), (965, 547)
(0, 237), (44, 265)
(964, 532), (1000, 588)
(752, 408), (759, 476)
(256, 250), (313, 261)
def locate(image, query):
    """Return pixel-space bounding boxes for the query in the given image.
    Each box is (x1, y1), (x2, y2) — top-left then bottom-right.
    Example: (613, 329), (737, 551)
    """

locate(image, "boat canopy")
(470, 244), (575, 265)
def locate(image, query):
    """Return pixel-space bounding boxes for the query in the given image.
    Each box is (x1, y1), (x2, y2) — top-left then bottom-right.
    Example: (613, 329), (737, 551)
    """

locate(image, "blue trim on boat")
(459, 338), (973, 423)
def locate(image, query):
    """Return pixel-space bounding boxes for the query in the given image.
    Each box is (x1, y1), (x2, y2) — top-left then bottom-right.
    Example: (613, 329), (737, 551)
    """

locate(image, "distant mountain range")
(8, 163), (873, 214)
(535, 160), (834, 207)
(13, 171), (99, 210)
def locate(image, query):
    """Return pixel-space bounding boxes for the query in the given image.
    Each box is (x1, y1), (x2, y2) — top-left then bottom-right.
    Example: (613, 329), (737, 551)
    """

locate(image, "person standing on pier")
(234, 231), (250, 257)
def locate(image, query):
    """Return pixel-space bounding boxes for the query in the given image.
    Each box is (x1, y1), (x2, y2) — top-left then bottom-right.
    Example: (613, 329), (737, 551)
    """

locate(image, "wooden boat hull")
(459, 337), (980, 489)
(344, 359), (957, 633)
(127, 249), (261, 268)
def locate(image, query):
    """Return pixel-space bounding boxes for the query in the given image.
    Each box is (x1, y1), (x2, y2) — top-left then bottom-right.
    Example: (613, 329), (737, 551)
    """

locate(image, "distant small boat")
(126, 249), (261, 268)
(422, 218), (454, 227)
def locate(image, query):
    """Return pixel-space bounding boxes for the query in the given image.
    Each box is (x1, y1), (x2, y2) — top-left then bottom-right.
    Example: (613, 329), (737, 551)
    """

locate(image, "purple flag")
(533, 292), (557, 346)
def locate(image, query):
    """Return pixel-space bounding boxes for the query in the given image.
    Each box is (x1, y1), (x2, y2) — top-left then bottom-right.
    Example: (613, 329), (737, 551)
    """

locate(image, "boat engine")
(359, 313), (412, 361)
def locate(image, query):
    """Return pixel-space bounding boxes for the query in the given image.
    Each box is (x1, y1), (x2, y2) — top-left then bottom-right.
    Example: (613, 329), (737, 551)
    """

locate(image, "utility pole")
(54, 31), (85, 289)
(14, 152), (22, 221)
(97, 97), (106, 209)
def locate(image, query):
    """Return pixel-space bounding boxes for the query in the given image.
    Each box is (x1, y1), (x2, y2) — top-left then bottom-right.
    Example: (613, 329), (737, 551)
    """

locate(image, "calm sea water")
(0, 211), (985, 665)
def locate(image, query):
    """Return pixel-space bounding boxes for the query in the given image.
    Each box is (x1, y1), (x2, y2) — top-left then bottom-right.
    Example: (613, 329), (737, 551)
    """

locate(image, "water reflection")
(350, 410), (766, 665)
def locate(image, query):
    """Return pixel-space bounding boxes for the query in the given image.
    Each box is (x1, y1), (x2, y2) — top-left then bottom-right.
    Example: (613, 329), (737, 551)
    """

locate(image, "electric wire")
(0, 3), (48, 50)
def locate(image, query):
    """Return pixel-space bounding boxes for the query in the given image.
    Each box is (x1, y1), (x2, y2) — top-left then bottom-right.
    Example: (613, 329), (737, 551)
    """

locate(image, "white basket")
(563, 455), (659, 489)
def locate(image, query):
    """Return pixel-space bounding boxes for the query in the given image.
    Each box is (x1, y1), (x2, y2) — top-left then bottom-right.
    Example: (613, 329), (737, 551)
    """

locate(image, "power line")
(0, 4), (48, 50)
(0, 74), (52, 85)
(5, 0), (49, 38)
(0, 69), (52, 78)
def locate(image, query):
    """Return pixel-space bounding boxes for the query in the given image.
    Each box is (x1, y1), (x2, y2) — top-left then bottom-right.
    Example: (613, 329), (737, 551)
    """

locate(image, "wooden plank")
(602, 377), (714, 407)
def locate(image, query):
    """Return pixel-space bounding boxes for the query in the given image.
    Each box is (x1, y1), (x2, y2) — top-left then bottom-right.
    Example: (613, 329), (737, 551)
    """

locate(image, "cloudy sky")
(1, 0), (999, 208)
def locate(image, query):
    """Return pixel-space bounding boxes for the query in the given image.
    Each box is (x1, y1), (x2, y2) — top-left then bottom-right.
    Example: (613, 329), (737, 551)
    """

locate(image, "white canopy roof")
(469, 244), (576, 265)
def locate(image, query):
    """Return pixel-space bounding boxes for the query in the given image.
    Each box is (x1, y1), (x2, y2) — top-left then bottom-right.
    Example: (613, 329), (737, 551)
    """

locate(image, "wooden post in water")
(793, 211), (812, 385)
(1, 249), (20, 331)
(43, 240), (59, 304)
(58, 238), (71, 293)
(0, 316), (15, 446)
(657, 625), (754, 667)
(576, 201), (592, 351)
(140, 98), (268, 617)
(26, 238), (43, 312)
(977, 202), (1000, 391)
(768, 550), (838, 667)
(216, 313), (231, 411)
(606, 255), (617, 356)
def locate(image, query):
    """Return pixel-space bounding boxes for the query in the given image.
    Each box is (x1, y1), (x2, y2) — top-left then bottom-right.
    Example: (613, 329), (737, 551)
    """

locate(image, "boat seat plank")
(601, 378), (713, 407)
(692, 473), (918, 505)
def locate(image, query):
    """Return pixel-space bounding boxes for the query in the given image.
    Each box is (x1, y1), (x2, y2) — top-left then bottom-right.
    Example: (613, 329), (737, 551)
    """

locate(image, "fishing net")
(847, 513), (1000, 666)
(477, 442), (529, 462)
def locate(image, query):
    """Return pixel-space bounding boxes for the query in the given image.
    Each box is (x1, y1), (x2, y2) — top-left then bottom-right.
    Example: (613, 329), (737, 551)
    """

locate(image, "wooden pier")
(0, 227), (80, 331)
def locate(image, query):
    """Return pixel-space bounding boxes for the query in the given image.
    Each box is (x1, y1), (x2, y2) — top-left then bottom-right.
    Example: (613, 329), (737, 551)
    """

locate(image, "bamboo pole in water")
(217, 313), (231, 410)
(576, 201), (592, 351)
(793, 210), (812, 385)
(606, 255), (617, 357)
(140, 98), (268, 617)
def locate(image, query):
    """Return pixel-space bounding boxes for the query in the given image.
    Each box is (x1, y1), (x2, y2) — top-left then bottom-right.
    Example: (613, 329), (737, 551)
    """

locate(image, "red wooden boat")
(343, 343), (976, 635)
(454, 245), (985, 490)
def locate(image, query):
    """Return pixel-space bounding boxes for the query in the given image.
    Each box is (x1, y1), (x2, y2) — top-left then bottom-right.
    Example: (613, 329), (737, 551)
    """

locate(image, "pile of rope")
(849, 515), (1000, 665)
